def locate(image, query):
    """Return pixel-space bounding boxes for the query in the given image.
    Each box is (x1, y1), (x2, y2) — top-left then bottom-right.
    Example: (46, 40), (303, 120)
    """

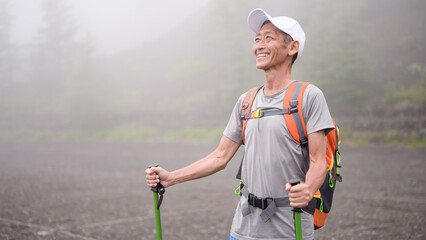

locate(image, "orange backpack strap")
(236, 86), (261, 180)
(283, 82), (311, 159)
(241, 87), (262, 144)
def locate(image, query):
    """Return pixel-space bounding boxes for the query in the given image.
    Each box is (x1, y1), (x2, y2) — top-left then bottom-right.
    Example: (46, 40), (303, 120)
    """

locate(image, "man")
(146, 8), (334, 240)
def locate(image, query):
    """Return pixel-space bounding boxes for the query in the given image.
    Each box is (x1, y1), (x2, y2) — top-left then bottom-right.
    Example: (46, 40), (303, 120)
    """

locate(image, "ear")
(288, 40), (300, 57)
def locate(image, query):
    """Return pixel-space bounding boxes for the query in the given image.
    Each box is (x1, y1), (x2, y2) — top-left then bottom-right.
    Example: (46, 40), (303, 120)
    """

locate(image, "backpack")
(236, 81), (342, 229)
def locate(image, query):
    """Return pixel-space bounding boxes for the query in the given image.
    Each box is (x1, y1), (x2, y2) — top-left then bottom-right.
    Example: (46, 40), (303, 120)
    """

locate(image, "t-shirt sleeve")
(302, 84), (335, 136)
(223, 93), (245, 145)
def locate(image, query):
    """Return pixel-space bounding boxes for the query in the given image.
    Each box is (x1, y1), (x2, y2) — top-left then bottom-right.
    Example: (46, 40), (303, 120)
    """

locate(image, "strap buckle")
(248, 193), (255, 206)
(290, 107), (298, 113)
(251, 109), (263, 119)
(248, 193), (271, 210)
(289, 100), (298, 113)
(262, 198), (272, 210)
(300, 137), (308, 147)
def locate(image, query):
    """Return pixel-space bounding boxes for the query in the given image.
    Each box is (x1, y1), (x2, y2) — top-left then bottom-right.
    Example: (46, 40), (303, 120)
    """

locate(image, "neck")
(263, 65), (293, 96)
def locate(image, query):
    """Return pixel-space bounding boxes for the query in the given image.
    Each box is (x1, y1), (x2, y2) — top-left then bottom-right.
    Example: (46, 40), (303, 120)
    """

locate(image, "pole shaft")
(153, 192), (162, 240)
(294, 211), (302, 240)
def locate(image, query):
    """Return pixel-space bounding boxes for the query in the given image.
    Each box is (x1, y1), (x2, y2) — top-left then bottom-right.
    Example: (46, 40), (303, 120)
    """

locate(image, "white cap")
(248, 8), (306, 57)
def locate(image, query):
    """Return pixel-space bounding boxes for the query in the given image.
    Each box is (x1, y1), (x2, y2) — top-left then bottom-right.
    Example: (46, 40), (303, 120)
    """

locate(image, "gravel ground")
(0, 141), (425, 240)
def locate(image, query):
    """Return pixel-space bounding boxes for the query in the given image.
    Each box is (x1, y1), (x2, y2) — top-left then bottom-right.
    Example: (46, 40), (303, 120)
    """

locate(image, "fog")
(1, 0), (425, 143)
(9, 0), (212, 54)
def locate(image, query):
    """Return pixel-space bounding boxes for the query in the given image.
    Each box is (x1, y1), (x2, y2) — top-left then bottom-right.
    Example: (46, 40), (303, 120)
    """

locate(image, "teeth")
(257, 54), (267, 57)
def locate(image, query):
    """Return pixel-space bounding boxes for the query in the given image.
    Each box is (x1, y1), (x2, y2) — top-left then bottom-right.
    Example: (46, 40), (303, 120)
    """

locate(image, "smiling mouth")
(256, 53), (268, 58)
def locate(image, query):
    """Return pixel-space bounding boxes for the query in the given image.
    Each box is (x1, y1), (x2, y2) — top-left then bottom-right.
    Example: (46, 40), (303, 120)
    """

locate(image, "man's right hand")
(145, 166), (171, 188)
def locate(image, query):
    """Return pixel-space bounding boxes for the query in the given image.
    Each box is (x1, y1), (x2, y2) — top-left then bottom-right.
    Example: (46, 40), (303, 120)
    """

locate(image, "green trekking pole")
(289, 179), (303, 240)
(149, 164), (165, 240)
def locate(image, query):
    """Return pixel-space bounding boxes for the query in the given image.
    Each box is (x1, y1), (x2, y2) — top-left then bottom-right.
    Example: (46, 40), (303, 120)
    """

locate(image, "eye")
(255, 37), (261, 43)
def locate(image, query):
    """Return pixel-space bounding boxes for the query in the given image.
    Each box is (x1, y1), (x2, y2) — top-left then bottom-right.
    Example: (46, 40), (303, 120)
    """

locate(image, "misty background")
(1, 0), (425, 145)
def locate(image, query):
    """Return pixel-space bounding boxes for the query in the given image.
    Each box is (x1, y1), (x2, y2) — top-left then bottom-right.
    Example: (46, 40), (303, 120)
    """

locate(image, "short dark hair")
(261, 21), (298, 65)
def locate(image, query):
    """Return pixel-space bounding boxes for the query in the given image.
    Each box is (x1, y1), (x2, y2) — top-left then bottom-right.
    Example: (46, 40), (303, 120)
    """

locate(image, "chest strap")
(240, 107), (298, 121)
(240, 185), (290, 222)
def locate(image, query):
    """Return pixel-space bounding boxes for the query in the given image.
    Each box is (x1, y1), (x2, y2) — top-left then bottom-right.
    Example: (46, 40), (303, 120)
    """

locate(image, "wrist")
(305, 182), (316, 199)
(168, 171), (178, 187)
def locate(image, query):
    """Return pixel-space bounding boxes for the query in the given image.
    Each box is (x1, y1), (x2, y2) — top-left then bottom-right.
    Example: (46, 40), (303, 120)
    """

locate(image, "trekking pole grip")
(289, 179), (302, 212)
(149, 164), (161, 191)
(148, 164), (165, 210)
(289, 179), (300, 186)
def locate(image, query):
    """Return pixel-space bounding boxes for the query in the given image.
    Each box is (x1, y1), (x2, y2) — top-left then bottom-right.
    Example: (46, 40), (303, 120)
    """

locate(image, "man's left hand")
(285, 182), (313, 208)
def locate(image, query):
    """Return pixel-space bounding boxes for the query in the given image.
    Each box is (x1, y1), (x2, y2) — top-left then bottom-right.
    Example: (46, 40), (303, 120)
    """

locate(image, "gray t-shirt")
(224, 81), (334, 240)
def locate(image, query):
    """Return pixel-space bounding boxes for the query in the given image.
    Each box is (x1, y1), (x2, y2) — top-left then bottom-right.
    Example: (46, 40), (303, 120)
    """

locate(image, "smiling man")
(146, 8), (334, 240)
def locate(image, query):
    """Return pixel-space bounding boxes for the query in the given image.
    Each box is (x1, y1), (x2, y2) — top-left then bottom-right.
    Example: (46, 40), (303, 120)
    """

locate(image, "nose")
(254, 40), (266, 53)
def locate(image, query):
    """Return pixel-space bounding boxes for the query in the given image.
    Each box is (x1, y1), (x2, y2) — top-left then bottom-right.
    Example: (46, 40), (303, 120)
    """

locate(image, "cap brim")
(248, 8), (272, 33)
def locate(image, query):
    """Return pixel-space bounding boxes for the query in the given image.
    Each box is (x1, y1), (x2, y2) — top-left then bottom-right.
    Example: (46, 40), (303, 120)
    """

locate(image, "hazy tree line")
(0, 0), (14, 92)
(1, 0), (425, 141)
(1, 0), (104, 130)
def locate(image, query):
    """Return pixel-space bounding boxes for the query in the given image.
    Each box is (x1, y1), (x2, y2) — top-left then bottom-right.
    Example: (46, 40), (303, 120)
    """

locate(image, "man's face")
(253, 22), (289, 70)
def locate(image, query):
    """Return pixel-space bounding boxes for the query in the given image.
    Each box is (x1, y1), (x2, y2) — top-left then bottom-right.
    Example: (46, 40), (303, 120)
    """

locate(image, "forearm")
(305, 131), (327, 197)
(305, 157), (326, 197)
(170, 153), (225, 185)
(169, 136), (239, 186)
